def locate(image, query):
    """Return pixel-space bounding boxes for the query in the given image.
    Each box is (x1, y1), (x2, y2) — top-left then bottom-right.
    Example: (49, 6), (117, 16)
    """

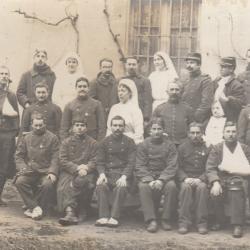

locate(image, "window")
(128, 0), (201, 75)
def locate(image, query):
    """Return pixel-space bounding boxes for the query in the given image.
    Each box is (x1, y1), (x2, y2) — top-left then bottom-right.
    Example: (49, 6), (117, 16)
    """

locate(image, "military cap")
(220, 56), (236, 68)
(185, 52), (202, 64)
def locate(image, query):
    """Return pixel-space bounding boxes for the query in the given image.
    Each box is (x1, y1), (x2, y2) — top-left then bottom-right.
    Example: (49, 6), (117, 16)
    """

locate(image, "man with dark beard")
(182, 53), (213, 123)
(60, 76), (106, 141)
(16, 49), (56, 109)
(153, 82), (194, 146)
(89, 58), (118, 121)
(15, 113), (59, 220)
(57, 116), (97, 226)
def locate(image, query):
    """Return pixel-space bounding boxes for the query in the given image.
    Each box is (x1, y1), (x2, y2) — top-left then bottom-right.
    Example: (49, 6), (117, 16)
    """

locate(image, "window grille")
(128, 0), (201, 75)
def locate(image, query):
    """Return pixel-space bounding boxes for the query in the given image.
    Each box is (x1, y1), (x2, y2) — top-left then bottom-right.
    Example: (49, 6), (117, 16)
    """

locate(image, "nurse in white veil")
(149, 51), (178, 111)
(53, 52), (84, 110)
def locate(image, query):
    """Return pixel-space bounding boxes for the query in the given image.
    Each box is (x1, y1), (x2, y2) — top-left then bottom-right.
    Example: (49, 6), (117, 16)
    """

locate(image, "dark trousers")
(15, 173), (55, 210)
(96, 183), (128, 219)
(0, 175), (6, 196)
(64, 175), (94, 213)
(138, 180), (177, 222)
(211, 189), (245, 225)
(178, 182), (208, 227)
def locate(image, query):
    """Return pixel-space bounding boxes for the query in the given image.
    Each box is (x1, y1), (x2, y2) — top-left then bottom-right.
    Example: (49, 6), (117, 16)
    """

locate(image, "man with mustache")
(89, 58), (118, 121)
(120, 57), (152, 125)
(177, 123), (210, 235)
(15, 113), (59, 220)
(136, 117), (178, 233)
(153, 82), (194, 147)
(16, 49), (56, 109)
(60, 76), (105, 141)
(206, 122), (250, 238)
(95, 115), (136, 227)
(182, 53), (213, 123)
(21, 82), (62, 137)
(0, 66), (19, 206)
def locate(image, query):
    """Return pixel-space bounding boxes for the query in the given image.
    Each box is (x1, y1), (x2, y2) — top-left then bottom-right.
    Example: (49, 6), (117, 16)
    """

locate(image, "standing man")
(17, 49), (56, 109)
(136, 117), (178, 233)
(60, 76), (106, 141)
(57, 116), (97, 226)
(182, 52), (213, 123)
(95, 116), (136, 227)
(178, 123), (210, 235)
(21, 83), (62, 137)
(153, 82), (194, 146)
(15, 113), (59, 220)
(89, 58), (118, 120)
(237, 49), (250, 104)
(206, 122), (250, 238)
(213, 57), (245, 122)
(0, 65), (19, 206)
(121, 56), (152, 124)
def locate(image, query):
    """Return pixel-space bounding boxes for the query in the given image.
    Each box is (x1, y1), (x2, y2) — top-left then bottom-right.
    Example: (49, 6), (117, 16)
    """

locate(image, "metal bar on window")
(177, 0), (183, 71)
(158, 0), (162, 51)
(146, 0), (152, 73)
(136, 0), (142, 58)
(189, 0), (194, 52)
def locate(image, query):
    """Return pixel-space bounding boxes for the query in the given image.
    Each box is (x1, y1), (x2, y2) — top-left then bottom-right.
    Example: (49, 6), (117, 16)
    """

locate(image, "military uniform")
(96, 134), (136, 219)
(15, 130), (59, 211)
(178, 139), (210, 228)
(16, 65), (56, 108)
(182, 69), (213, 123)
(120, 75), (152, 121)
(89, 72), (118, 121)
(206, 142), (250, 226)
(136, 137), (178, 223)
(153, 101), (194, 146)
(60, 96), (106, 141)
(238, 105), (250, 146)
(0, 90), (19, 196)
(237, 64), (250, 104)
(21, 100), (62, 136)
(57, 134), (97, 213)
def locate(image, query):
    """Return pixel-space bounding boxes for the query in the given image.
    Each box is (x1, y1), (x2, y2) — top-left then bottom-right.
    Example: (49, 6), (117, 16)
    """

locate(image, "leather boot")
(59, 207), (78, 226)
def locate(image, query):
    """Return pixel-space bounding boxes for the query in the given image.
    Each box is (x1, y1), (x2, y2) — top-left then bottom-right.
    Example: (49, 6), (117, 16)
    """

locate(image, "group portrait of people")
(1, 47), (250, 239)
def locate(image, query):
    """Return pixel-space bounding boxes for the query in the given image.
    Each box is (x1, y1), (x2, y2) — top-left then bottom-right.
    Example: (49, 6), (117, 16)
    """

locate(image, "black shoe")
(232, 226), (243, 238)
(161, 220), (172, 231)
(197, 225), (208, 235)
(211, 223), (221, 231)
(59, 207), (78, 226)
(0, 199), (7, 207)
(178, 225), (188, 234)
(146, 220), (158, 233)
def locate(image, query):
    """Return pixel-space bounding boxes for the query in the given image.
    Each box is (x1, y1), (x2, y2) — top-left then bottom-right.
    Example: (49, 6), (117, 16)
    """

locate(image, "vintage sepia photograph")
(0, 0), (250, 249)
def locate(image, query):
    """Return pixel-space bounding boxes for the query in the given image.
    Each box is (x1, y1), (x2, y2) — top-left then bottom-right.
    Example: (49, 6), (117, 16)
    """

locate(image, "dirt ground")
(1, 181), (250, 250)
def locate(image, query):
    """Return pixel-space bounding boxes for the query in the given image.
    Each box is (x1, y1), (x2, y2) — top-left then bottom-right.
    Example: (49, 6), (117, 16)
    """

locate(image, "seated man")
(178, 122), (210, 234)
(21, 82), (62, 137)
(95, 115), (136, 227)
(136, 117), (178, 233)
(206, 121), (250, 238)
(15, 113), (59, 220)
(57, 116), (97, 226)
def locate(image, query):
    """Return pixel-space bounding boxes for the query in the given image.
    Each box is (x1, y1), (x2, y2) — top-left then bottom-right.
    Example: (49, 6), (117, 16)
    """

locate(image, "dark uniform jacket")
(89, 72), (118, 120)
(206, 142), (250, 184)
(238, 105), (250, 146)
(21, 100), (62, 136)
(97, 134), (136, 185)
(237, 64), (250, 104)
(136, 136), (178, 183)
(182, 69), (213, 123)
(213, 75), (245, 122)
(16, 65), (56, 108)
(153, 101), (194, 145)
(59, 134), (97, 176)
(0, 90), (19, 133)
(60, 96), (106, 141)
(120, 74), (152, 121)
(15, 130), (60, 176)
(177, 139), (210, 183)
